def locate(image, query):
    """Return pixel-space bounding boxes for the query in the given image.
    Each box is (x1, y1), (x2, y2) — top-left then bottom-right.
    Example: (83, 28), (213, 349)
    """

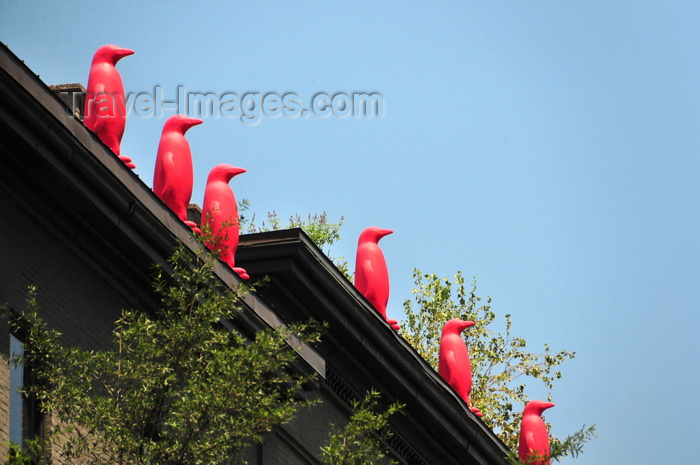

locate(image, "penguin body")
(354, 226), (399, 330)
(518, 400), (555, 465)
(438, 318), (481, 416)
(202, 164), (248, 279)
(84, 44), (135, 168)
(153, 115), (203, 233)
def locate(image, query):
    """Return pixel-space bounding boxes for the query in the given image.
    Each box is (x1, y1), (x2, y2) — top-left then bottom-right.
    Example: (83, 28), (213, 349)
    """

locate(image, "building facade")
(0, 42), (508, 464)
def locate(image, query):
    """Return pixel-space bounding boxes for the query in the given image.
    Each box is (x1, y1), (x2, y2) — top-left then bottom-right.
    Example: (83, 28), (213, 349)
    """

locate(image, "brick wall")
(0, 181), (134, 453)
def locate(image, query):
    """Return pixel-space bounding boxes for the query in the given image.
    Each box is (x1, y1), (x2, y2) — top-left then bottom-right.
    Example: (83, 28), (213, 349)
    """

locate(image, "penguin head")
(163, 114), (203, 135)
(359, 226), (393, 244)
(524, 400), (555, 416)
(207, 164), (246, 184)
(93, 44), (134, 65)
(443, 318), (475, 335)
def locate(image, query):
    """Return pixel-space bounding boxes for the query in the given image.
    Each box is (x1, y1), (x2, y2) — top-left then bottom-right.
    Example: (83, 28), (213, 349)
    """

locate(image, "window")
(8, 332), (43, 447)
(9, 333), (25, 445)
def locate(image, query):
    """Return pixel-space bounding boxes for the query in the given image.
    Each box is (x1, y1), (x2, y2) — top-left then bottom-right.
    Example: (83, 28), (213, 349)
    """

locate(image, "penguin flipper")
(360, 259), (377, 302)
(207, 201), (224, 234)
(159, 151), (177, 197)
(523, 430), (537, 458)
(153, 151), (166, 196)
(445, 351), (458, 385)
(86, 83), (107, 132)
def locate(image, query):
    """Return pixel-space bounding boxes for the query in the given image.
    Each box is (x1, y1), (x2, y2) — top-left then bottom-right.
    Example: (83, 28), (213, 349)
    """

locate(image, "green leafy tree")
(4, 438), (45, 465)
(401, 269), (591, 459)
(240, 211), (592, 460)
(4, 244), (321, 464)
(4, 212), (590, 464)
(320, 391), (402, 465)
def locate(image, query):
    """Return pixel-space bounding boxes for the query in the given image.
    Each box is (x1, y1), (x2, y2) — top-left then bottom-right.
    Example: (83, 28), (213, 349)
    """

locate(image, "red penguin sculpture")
(153, 115), (203, 234)
(354, 227), (399, 330)
(83, 44), (135, 169)
(518, 400), (555, 465)
(202, 164), (248, 280)
(438, 318), (482, 416)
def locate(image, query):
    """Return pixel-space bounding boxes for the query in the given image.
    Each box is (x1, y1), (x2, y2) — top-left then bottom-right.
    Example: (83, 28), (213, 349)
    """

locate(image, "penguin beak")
(112, 47), (135, 63)
(461, 320), (475, 330)
(536, 402), (555, 414)
(182, 117), (203, 133)
(377, 228), (393, 239)
(226, 166), (247, 182)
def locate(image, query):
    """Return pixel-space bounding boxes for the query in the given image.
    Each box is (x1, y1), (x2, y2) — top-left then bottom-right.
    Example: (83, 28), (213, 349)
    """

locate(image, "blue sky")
(3, 1), (699, 463)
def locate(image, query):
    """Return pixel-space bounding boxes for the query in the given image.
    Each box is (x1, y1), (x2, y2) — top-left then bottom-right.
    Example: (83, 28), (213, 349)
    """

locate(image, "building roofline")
(238, 229), (509, 464)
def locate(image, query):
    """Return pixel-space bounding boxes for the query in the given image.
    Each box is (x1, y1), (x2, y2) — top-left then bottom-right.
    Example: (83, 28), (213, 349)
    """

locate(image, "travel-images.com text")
(80, 86), (384, 124)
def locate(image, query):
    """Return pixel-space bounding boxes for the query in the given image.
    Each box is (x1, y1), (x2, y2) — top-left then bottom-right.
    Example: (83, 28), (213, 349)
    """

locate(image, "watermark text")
(81, 86), (384, 124)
